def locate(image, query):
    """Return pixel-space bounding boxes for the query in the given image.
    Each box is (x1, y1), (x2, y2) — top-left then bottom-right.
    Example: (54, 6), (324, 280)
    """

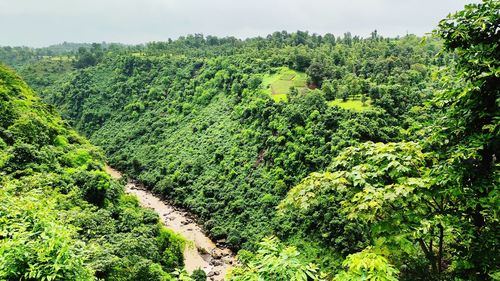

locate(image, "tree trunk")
(437, 224), (444, 273)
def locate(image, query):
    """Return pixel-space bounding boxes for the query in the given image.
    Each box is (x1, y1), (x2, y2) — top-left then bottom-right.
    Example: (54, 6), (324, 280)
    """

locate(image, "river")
(105, 166), (235, 280)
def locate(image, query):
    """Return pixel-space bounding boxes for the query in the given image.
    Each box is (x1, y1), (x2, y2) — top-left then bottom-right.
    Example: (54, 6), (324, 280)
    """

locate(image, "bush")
(78, 170), (111, 206)
(191, 268), (207, 281)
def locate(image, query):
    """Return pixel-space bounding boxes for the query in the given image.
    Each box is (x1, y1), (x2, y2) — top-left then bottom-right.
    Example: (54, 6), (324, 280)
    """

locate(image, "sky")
(0, 0), (481, 47)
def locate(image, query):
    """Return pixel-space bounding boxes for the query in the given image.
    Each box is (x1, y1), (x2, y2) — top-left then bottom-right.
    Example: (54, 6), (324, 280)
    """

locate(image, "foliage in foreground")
(280, 0), (499, 280)
(228, 236), (326, 281)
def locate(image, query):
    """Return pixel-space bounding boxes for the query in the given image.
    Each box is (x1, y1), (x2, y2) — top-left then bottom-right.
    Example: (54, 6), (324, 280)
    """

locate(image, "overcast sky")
(0, 0), (480, 47)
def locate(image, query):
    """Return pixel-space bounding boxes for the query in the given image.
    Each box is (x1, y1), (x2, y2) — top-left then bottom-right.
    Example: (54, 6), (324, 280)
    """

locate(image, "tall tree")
(429, 0), (499, 277)
(280, 1), (499, 279)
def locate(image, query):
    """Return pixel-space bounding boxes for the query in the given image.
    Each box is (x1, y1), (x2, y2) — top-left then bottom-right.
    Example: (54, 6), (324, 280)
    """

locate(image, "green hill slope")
(0, 65), (184, 280)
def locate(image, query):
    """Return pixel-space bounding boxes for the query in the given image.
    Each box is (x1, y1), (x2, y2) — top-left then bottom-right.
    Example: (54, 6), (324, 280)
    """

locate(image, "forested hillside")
(0, 65), (185, 280)
(21, 32), (445, 253)
(1, 0), (498, 280)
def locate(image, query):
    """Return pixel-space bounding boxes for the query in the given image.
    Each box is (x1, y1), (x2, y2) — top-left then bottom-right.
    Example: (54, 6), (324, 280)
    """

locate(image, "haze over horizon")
(1, 0), (480, 47)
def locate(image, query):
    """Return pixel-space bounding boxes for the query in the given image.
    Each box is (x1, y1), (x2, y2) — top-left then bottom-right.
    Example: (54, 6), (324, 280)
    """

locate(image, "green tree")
(334, 249), (399, 281)
(428, 0), (499, 277)
(228, 237), (325, 281)
(321, 81), (335, 101)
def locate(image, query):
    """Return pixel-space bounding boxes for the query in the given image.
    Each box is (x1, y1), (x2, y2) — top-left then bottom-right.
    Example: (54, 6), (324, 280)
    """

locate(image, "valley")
(0, 1), (498, 280)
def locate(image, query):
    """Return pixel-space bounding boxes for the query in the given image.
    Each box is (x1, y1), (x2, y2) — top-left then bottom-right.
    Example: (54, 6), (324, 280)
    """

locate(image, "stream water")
(105, 166), (235, 280)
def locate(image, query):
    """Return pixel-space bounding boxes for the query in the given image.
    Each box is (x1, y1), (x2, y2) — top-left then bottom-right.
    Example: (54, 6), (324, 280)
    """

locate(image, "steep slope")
(0, 65), (184, 280)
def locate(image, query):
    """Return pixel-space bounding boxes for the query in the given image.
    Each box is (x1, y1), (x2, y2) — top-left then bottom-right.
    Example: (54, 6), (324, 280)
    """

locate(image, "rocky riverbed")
(106, 166), (235, 280)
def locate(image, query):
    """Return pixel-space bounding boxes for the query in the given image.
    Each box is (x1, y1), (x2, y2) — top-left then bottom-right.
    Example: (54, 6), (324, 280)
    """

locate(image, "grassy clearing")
(39, 55), (74, 61)
(327, 97), (372, 111)
(293, 78), (307, 87)
(272, 93), (288, 102)
(262, 67), (308, 102)
(280, 73), (296, 80)
(50, 56), (74, 61)
(131, 52), (146, 57)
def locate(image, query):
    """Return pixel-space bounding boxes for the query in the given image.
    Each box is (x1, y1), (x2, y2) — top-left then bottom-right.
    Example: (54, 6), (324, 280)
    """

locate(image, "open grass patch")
(293, 77), (307, 87)
(280, 73), (296, 81)
(327, 97), (372, 111)
(262, 67), (309, 102)
(272, 93), (288, 102)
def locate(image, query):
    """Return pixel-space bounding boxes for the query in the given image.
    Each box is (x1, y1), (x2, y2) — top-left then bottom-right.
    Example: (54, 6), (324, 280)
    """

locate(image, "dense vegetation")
(20, 30), (445, 254)
(0, 65), (185, 280)
(1, 0), (497, 280)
